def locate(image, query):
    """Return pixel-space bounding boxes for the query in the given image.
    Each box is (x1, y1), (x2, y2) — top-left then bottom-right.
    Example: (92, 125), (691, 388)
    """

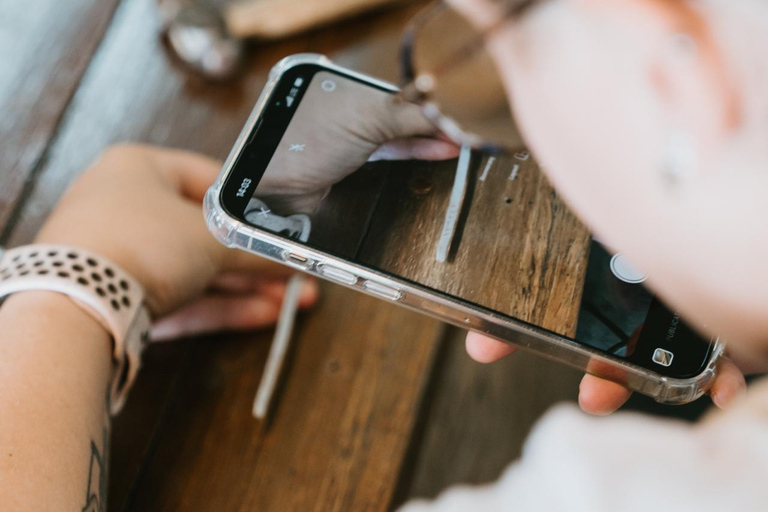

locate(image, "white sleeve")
(398, 400), (768, 512)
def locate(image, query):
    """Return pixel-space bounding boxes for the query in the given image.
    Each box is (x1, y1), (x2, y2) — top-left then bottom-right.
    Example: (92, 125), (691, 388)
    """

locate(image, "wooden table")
(1, 1), (590, 510)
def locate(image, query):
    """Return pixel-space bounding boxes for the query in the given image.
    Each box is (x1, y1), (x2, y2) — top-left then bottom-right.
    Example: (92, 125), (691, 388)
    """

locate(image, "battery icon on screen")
(293, 78), (304, 87)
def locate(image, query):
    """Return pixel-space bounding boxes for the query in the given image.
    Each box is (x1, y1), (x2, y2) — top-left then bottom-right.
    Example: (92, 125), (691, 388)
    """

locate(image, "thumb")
(368, 97), (442, 142)
(149, 146), (224, 203)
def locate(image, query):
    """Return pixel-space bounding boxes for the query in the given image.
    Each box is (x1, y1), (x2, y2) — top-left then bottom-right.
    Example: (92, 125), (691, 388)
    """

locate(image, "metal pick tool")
(435, 145), (472, 263)
(252, 274), (306, 421)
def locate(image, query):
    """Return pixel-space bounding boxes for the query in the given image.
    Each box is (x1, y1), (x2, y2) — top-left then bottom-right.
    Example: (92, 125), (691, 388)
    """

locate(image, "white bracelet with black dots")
(0, 244), (151, 414)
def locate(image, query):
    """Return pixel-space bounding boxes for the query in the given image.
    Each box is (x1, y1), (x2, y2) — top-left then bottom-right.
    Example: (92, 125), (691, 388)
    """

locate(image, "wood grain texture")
(108, 343), (187, 511)
(0, 0), (122, 237)
(307, 163), (389, 259)
(395, 327), (582, 505)
(360, 154), (591, 336)
(124, 284), (443, 512)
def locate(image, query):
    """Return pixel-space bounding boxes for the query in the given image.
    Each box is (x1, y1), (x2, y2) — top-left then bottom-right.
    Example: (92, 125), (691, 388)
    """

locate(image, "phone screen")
(222, 64), (713, 378)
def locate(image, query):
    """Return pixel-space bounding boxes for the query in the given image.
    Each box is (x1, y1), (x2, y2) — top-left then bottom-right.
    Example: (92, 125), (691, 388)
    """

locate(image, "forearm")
(0, 291), (113, 510)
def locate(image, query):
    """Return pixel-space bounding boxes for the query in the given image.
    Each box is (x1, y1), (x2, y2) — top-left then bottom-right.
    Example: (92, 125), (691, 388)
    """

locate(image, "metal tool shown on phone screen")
(435, 144), (472, 263)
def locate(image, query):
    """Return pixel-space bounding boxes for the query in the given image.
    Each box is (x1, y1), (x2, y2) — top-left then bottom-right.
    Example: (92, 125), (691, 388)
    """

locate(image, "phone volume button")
(362, 280), (403, 301)
(317, 264), (358, 285)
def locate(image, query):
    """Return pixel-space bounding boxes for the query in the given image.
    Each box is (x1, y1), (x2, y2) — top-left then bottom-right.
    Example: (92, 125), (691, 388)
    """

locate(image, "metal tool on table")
(252, 274), (306, 422)
(158, 0), (405, 80)
(435, 145), (472, 263)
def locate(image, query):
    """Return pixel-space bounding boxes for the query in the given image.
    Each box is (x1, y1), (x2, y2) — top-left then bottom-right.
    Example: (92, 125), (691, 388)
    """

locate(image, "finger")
(150, 293), (282, 341)
(578, 374), (633, 416)
(376, 99), (441, 140)
(368, 137), (461, 162)
(98, 144), (223, 202)
(210, 272), (320, 304)
(465, 331), (517, 363)
(147, 146), (224, 202)
(256, 278), (320, 307)
(710, 357), (747, 409)
(210, 272), (285, 293)
(210, 273), (264, 293)
(218, 247), (297, 276)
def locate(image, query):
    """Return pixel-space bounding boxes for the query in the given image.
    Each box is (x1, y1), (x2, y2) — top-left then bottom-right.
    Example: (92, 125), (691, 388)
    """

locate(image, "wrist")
(0, 291), (113, 377)
(0, 243), (153, 413)
(31, 234), (166, 316)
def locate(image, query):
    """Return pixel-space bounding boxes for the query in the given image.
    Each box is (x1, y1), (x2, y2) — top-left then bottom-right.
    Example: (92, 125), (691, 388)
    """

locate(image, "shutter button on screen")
(610, 253), (647, 284)
(363, 280), (403, 301)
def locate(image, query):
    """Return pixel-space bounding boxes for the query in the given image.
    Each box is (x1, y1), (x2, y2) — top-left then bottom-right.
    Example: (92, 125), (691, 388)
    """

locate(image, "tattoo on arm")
(82, 389), (111, 512)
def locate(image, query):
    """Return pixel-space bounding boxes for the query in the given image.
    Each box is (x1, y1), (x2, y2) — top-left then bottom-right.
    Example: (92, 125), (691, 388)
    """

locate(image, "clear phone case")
(205, 53), (723, 405)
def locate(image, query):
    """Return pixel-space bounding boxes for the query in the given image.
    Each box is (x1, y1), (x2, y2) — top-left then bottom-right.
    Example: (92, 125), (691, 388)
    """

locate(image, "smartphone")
(205, 54), (722, 404)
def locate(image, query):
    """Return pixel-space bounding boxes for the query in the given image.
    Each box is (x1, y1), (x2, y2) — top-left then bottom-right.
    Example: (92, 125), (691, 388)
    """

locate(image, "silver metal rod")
(508, 164), (520, 181)
(479, 156), (495, 182)
(253, 274), (305, 420)
(436, 145), (472, 263)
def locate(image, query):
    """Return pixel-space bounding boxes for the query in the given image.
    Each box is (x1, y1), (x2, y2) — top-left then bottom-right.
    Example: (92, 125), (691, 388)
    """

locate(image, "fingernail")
(712, 386), (746, 410)
(712, 392), (729, 409)
(149, 320), (175, 342)
(299, 279), (320, 303)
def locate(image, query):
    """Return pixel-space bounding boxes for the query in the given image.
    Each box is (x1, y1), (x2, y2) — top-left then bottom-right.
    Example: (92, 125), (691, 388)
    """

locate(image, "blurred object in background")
(158, 0), (244, 80)
(157, 0), (407, 80)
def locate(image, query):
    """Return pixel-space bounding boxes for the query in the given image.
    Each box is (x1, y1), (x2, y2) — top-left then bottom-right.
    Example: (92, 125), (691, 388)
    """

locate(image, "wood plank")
(125, 283), (443, 512)
(0, 0), (122, 236)
(359, 154), (591, 335)
(395, 326), (582, 505)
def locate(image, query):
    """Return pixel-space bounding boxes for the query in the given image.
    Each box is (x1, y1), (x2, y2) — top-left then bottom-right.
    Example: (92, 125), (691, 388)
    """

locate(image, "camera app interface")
(233, 68), (710, 369)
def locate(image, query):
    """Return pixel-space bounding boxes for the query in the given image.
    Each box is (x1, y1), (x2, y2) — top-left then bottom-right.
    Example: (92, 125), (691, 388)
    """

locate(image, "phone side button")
(317, 264), (358, 285)
(282, 251), (313, 269)
(362, 280), (403, 301)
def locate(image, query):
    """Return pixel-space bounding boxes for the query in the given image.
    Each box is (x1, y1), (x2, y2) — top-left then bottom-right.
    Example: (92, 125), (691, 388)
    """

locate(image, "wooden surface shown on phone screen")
(358, 154), (591, 336)
(1, 0), (585, 510)
(308, 164), (389, 258)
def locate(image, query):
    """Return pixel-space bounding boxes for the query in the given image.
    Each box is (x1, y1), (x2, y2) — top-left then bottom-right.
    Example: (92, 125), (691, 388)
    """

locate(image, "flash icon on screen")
(652, 348), (674, 367)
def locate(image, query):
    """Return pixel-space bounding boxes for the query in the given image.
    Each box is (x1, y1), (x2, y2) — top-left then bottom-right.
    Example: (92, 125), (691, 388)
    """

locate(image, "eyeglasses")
(397, 0), (542, 154)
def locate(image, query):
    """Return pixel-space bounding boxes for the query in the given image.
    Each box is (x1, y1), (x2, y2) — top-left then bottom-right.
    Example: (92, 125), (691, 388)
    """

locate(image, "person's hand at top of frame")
(448, 0), (768, 414)
(258, 71), (460, 215)
(34, 144), (319, 341)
